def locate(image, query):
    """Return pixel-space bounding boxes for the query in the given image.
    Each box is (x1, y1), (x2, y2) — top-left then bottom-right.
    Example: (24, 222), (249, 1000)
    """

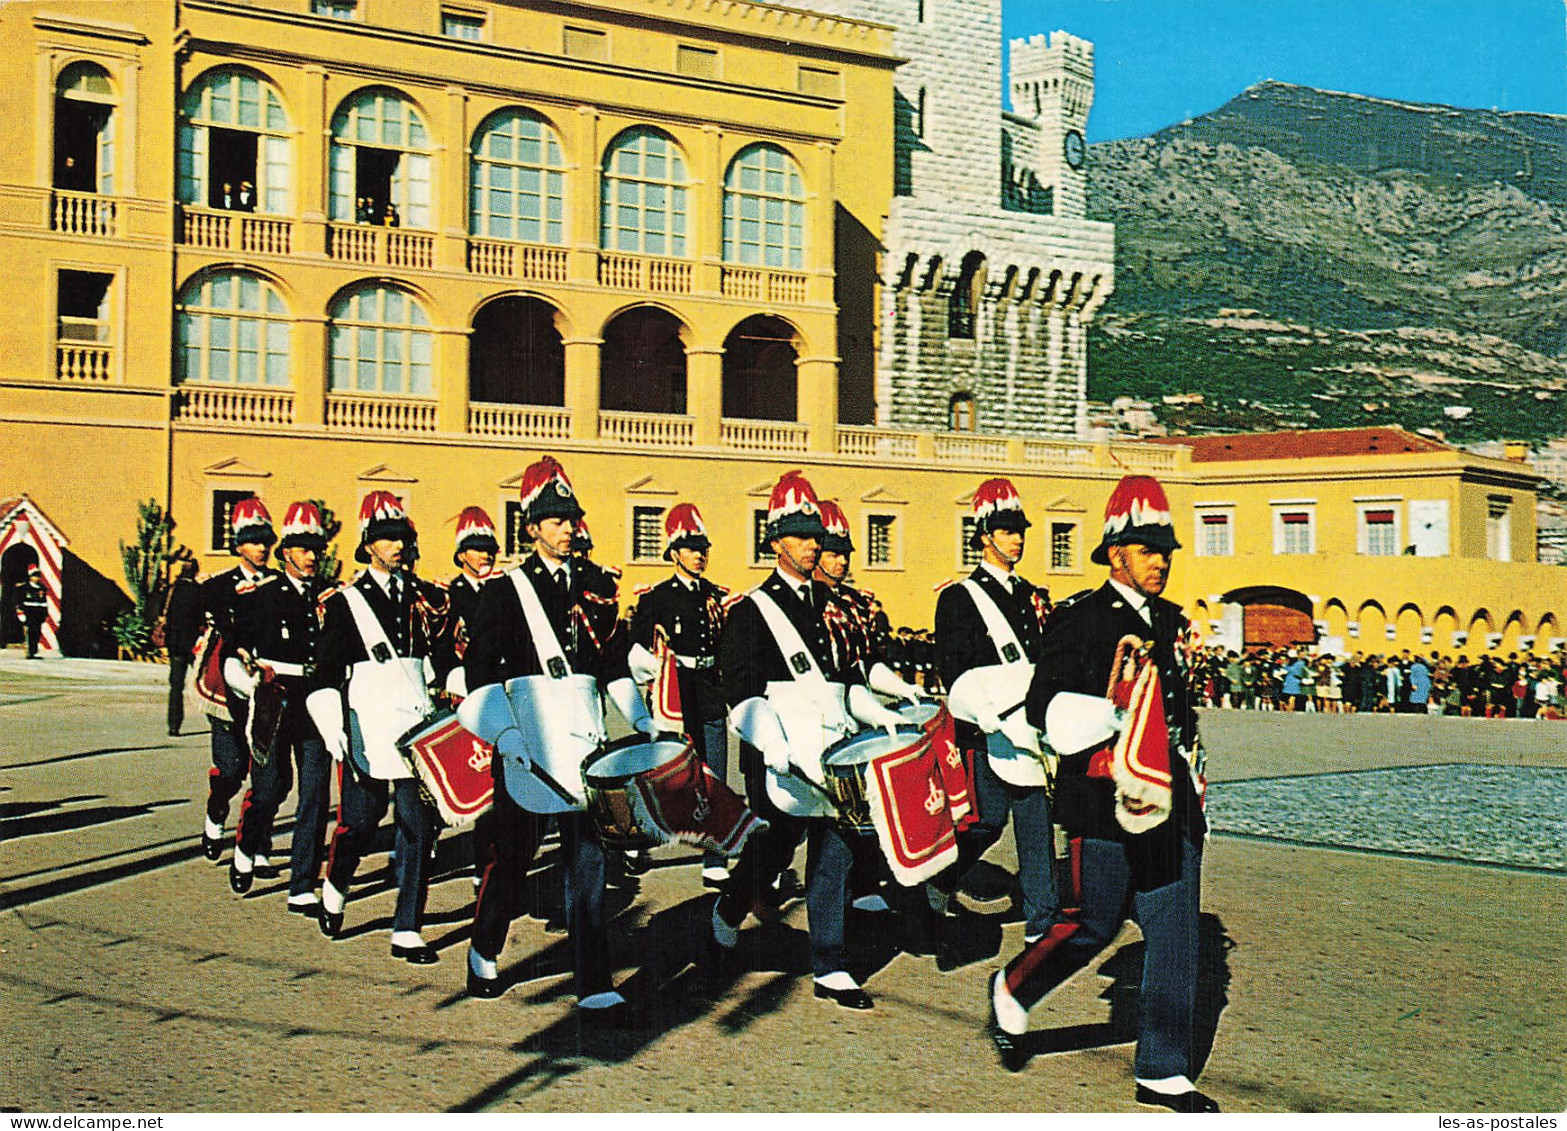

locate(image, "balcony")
(1112, 444), (1182, 473)
(325, 393), (437, 433)
(720, 267), (809, 306)
(177, 206), (294, 256)
(599, 410), (694, 448)
(836, 426), (921, 460)
(933, 434), (1010, 463)
(468, 401), (571, 441)
(56, 341), (113, 382)
(326, 223), (435, 270)
(597, 252), (692, 294)
(1023, 439), (1094, 469)
(721, 418), (808, 454)
(467, 239), (568, 283)
(175, 384), (294, 427)
(50, 189), (118, 238)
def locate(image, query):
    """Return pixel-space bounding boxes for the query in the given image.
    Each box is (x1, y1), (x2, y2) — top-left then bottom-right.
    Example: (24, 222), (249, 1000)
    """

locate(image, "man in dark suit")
(932, 479), (1056, 956)
(162, 557), (202, 735)
(462, 457), (650, 1014)
(221, 502), (329, 909)
(999, 474), (1217, 1112)
(306, 491), (442, 964)
(198, 496), (276, 864)
(712, 471), (905, 1010)
(628, 502), (731, 887)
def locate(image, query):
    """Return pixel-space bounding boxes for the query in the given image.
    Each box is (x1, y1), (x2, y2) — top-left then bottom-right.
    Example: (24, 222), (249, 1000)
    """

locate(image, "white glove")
(848, 683), (907, 733)
(223, 656), (259, 699)
(973, 707), (1003, 733)
(868, 661), (923, 701)
(626, 643), (659, 685)
(999, 711), (1042, 756)
(306, 688), (348, 763)
(730, 697), (792, 774)
(606, 676), (656, 736)
(444, 666), (468, 699)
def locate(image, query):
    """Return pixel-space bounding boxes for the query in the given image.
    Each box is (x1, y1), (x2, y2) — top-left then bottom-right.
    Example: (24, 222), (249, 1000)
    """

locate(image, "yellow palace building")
(0, 0), (1560, 659)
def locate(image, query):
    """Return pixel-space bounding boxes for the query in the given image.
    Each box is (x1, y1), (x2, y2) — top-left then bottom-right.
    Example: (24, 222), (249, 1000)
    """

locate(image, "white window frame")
(1487, 496), (1512, 562)
(1271, 501), (1316, 556)
(600, 127), (688, 257)
(751, 508), (772, 568)
(1355, 498), (1403, 556)
(176, 270), (291, 388)
(722, 144), (806, 271)
(328, 284), (434, 397)
(628, 502), (667, 564)
(469, 109), (567, 245)
(1046, 519), (1080, 574)
(329, 88), (433, 229)
(1193, 504), (1235, 558)
(441, 7), (486, 40)
(863, 511), (901, 571)
(178, 69), (293, 215)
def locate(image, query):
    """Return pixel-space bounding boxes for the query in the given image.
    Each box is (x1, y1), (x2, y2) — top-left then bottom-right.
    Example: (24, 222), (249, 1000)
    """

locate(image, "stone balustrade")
(50, 189), (118, 238)
(175, 384), (295, 426)
(468, 401), (572, 440)
(325, 393), (437, 433)
(56, 341), (114, 382)
(178, 206), (294, 256)
(599, 410), (696, 447)
(721, 418), (809, 453)
(836, 426), (921, 459)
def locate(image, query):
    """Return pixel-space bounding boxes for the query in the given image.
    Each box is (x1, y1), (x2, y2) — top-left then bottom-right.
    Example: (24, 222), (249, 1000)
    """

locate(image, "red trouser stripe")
(1004, 921), (1080, 997)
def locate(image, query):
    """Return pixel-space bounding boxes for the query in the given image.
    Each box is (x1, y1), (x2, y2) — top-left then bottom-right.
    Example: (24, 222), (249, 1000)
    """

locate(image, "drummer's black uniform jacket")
(432, 571), (485, 685)
(311, 570), (436, 698)
(628, 574), (727, 722)
(224, 572), (327, 728)
(199, 564), (275, 639)
(934, 565), (1050, 751)
(824, 581), (891, 679)
(720, 571), (866, 716)
(464, 553), (630, 693)
(1023, 582), (1205, 889)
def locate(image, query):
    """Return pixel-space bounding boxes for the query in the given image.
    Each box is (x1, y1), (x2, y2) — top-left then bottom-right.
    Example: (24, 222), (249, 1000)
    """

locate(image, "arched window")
(178, 69), (291, 213)
(722, 144), (805, 270)
(949, 391), (975, 431)
(54, 63), (116, 194)
(470, 110), (566, 244)
(329, 284), (433, 396)
(330, 89), (432, 228)
(176, 271), (291, 386)
(470, 296), (564, 406)
(722, 315), (798, 421)
(600, 128), (687, 257)
(600, 307), (686, 413)
(948, 251), (985, 339)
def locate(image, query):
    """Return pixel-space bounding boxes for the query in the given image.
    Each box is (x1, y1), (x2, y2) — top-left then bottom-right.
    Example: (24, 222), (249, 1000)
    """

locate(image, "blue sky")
(1003, 0), (1567, 140)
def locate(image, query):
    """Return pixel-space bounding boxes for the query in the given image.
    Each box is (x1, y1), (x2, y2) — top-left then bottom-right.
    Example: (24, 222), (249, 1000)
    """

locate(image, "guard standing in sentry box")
(306, 491), (443, 965)
(457, 456), (653, 1016)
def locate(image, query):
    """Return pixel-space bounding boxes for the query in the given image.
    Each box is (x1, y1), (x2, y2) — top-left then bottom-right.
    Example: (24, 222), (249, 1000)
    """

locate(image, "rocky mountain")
(1085, 81), (1567, 443)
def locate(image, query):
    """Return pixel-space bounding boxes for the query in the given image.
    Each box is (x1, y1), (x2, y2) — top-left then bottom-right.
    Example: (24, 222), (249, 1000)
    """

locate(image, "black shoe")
(467, 966), (504, 1000)
(813, 983), (874, 1010)
(253, 858), (279, 880)
(391, 943), (439, 965)
(1134, 1085), (1220, 1113)
(774, 869), (804, 902)
(624, 851), (651, 876)
(228, 864), (254, 895)
(168, 728), (180, 738)
(988, 998), (1028, 1072)
(287, 900), (320, 917)
(201, 833), (223, 862)
(318, 906), (344, 939)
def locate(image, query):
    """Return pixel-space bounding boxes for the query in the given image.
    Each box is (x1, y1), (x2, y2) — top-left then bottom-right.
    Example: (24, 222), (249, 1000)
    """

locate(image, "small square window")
(312, 0), (358, 19)
(442, 10), (485, 40)
(1050, 522), (1075, 571)
(504, 500), (528, 557)
(867, 515), (896, 567)
(563, 26), (608, 61)
(210, 489), (254, 554)
(1197, 511), (1233, 557)
(676, 44), (718, 79)
(631, 505), (665, 563)
(752, 509), (772, 566)
(960, 516), (982, 569)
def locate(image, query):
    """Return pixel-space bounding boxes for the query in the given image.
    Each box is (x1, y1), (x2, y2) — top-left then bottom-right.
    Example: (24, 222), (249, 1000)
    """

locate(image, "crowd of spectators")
(1190, 646), (1566, 719)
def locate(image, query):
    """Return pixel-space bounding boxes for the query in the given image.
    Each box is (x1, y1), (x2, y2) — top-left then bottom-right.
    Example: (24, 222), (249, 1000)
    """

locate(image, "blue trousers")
(287, 734), (333, 897)
(472, 787), (611, 999)
(1004, 835), (1203, 1082)
(205, 700), (250, 827)
(326, 773), (436, 934)
(938, 747), (1059, 937)
(694, 716), (729, 869)
(721, 745), (853, 977)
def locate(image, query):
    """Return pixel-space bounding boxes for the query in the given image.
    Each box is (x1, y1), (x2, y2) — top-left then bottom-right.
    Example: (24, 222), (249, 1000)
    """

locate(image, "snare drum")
(897, 699), (942, 728)
(583, 739), (694, 849)
(822, 726), (928, 834)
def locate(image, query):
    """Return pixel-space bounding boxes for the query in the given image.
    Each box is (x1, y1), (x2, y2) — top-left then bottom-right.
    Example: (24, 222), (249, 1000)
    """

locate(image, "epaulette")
(633, 583), (654, 598)
(1055, 588), (1094, 609)
(721, 589), (749, 613)
(601, 564), (622, 579)
(196, 572), (214, 584)
(933, 577), (959, 593)
(315, 582), (348, 611)
(235, 574), (277, 595)
(712, 582), (731, 595)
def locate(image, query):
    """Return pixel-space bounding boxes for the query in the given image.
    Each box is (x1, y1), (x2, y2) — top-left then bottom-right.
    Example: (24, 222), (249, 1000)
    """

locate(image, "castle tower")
(1009, 31), (1094, 219)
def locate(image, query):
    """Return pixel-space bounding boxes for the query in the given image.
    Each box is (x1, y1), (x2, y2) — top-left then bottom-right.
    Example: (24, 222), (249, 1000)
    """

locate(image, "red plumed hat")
(817, 499), (854, 554)
(1092, 475), (1179, 565)
(663, 502), (711, 559)
(517, 455), (583, 525)
(356, 490), (414, 563)
(453, 506), (499, 561)
(766, 470), (826, 541)
(229, 496), (275, 548)
(277, 501), (327, 552)
(970, 478), (1029, 545)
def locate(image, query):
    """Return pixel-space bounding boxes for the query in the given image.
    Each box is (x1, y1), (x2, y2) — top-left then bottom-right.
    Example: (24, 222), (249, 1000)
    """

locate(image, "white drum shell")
(501, 674), (605, 813)
(347, 657), (430, 780)
(763, 678), (853, 818)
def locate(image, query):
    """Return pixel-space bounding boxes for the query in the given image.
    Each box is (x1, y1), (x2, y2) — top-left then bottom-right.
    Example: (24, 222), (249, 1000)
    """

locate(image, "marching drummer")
(931, 479), (1058, 965)
(305, 492), (443, 965)
(462, 456), (652, 1014)
(220, 502), (330, 914)
(628, 503), (732, 888)
(713, 471), (907, 1010)
(197, 496), (276, 868)
(812, 499), (925, 914)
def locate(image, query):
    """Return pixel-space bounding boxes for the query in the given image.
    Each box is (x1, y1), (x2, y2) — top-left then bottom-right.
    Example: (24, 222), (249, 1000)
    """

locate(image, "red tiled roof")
(1145, 427), (1449, 463)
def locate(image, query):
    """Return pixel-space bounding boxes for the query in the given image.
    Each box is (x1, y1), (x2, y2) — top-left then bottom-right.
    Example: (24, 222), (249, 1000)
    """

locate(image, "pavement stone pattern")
(1208, 764), (1567, 873)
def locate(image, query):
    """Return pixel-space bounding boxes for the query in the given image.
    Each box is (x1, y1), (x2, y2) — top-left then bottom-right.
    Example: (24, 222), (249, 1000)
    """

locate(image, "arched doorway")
(1223, 586), (1316, 649)
(470, 296), (564, 406)
(601, 307), (687, 414)
(0, 543), (38, 648)
(722, 315), (797, 421)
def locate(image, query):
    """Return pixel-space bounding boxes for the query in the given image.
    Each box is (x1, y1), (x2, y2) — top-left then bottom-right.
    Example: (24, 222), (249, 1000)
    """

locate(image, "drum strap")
(341, 586), (431, 710)
(962, 579), (1027, 667)
(749, 589), (827, 683)
(509, 568), (572, 679)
